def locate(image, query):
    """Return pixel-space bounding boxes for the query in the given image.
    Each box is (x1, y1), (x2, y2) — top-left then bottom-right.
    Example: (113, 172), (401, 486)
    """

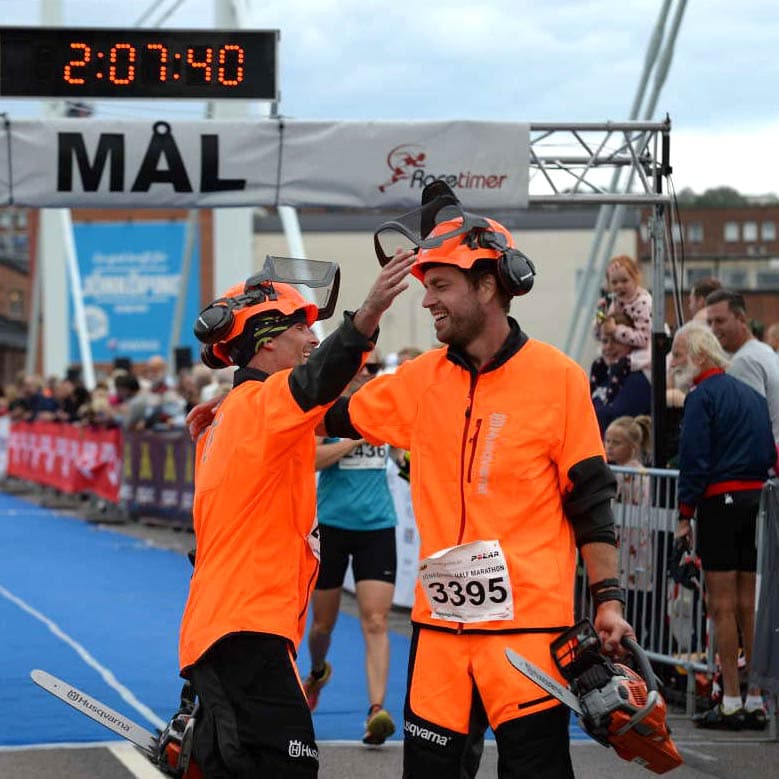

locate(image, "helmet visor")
(250, 255), (341, 321)
(373, 182), (491, 266)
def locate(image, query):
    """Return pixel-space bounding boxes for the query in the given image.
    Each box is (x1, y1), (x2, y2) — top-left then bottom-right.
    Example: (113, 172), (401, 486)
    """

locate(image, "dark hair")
(114, 373), (140, 394)
(691, 276), (722, 299)
(705, 288), (747, 316)
(466, 260), (511, 312)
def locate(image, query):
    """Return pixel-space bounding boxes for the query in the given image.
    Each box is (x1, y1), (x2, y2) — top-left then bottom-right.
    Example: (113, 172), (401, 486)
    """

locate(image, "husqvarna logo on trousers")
(288, 739), (319, 760)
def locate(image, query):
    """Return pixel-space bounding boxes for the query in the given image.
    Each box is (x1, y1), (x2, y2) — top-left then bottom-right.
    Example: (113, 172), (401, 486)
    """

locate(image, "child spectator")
(604, 415), (653, 622)
(595, 255), (652, 373)
(604, 415), (652, 504)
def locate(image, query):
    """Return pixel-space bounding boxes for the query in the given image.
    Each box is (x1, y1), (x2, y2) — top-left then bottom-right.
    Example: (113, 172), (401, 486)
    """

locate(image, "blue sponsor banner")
(69, 221), (201, 364)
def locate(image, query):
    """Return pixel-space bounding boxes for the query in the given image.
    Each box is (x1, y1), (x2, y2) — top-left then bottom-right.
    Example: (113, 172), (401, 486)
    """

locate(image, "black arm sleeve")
(288, 312), (377, 412)
(323, 397), (362, 439)
(563, 455), (618, 548)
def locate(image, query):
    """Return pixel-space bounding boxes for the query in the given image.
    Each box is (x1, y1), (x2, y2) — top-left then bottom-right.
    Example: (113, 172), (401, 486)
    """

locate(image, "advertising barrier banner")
(7, 421), (122, 502)
(120, 428), (194, 526)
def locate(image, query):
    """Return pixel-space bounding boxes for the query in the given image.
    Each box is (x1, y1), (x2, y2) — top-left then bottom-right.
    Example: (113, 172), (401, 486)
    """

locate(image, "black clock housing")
(0, 27), (278, 99)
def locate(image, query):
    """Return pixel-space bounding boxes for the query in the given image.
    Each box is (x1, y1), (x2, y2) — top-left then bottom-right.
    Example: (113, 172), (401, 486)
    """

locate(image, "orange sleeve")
(347, 364), (420, 450)
(556, 359), (608, 495)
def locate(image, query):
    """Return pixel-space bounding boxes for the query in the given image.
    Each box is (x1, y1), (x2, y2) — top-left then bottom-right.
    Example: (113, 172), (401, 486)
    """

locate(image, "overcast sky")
(2, 0), (777, 196)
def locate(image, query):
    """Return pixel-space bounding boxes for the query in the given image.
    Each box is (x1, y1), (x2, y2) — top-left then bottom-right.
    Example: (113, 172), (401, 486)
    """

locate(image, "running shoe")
(743, 708), (768, 731)
(692, 704), (745, 730)
(362, 706), (395, 745)
(302, 661), (332, 712)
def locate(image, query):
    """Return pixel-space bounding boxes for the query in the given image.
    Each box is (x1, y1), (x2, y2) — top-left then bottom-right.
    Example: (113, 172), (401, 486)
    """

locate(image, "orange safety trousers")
(406, 628), (565, 733)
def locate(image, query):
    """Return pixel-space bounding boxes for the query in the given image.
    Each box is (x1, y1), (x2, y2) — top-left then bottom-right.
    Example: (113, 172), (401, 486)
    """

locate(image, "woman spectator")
(590, 311), (652, 435)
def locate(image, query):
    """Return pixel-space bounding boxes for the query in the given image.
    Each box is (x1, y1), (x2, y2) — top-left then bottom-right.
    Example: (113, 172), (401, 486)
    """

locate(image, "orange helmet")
(411, 217), (516, 280)
(195, 280), (318, 367)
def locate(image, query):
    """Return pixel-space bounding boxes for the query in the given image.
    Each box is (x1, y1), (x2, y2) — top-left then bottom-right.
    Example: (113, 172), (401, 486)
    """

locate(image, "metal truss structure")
(527, 120), (671, 206)
(530, 119), (673, 466)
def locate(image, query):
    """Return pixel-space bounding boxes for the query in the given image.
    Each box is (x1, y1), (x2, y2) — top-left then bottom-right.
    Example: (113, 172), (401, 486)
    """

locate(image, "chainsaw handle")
(621, 636), (657, 693)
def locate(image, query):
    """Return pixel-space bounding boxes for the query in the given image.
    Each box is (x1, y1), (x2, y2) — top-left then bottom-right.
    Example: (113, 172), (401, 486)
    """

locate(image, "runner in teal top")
(302, 350), (399, 746)
(316, 438), (397, 531)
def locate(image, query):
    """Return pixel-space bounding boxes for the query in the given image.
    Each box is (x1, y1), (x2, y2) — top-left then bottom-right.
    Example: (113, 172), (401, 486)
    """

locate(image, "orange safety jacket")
(343, 323), (612, 634)
(179, 314), (374, 674)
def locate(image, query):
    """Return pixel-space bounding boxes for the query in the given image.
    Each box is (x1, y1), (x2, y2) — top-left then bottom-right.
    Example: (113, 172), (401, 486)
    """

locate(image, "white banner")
(1, 117), (529, 209)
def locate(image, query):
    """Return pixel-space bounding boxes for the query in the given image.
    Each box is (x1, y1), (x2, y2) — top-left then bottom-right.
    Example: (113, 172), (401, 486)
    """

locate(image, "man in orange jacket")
(180, 252), (413, 778)
(187, 187), (635, 778)
(321, 185), (635, 778)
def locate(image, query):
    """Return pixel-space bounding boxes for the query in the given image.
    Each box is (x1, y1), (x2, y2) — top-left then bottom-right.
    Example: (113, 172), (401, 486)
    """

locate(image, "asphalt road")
(2, 488), (777, 778)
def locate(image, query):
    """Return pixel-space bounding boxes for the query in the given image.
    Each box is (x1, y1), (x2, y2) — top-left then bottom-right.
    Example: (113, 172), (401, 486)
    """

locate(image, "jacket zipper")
(457, 373), (479, 545)
(466, 418), (483, 484)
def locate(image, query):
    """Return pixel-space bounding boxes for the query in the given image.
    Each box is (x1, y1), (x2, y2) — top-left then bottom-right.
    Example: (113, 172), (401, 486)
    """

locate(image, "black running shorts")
(315, 525), (397, 590)
(696, 490), (761, 572)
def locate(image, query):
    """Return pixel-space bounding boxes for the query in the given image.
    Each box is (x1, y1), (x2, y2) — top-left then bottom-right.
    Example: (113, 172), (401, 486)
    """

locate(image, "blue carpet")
(0, 494), (585, 746)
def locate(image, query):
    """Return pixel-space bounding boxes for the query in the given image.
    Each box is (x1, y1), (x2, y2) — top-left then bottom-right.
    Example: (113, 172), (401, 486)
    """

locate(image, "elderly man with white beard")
(670, 321), (776, 731)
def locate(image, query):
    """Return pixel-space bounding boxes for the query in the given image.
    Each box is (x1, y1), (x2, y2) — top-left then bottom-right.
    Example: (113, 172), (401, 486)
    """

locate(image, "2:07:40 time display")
(63, 41), (245, 87)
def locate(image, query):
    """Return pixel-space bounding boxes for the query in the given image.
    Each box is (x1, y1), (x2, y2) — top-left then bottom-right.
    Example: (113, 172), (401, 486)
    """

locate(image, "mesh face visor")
(373, 181), (492, 265)
(250, 255), (341, 321)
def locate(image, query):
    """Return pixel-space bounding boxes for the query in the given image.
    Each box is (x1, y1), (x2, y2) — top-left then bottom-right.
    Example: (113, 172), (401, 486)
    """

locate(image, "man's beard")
(673, 358), (697, 393)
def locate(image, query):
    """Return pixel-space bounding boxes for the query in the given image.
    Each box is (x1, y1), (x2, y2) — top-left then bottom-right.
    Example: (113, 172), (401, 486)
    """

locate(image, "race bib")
(418, 539), (513, 622)
(337, 443), (387, 470)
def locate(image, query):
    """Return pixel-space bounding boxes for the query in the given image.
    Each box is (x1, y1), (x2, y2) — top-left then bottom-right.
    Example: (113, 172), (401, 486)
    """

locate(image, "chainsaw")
(505, 620), (683, 774)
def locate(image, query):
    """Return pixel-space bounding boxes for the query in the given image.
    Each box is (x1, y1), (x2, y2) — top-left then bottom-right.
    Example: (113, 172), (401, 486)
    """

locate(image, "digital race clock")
(0, 27), (278, 99)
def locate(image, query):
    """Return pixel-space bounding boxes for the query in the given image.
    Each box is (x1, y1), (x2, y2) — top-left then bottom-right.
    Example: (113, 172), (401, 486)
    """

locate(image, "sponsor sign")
(121, 428), (194, 525)
(2, 118), (530, 209)
(7, 421), (122, 502)
(69, 220), (201, 364)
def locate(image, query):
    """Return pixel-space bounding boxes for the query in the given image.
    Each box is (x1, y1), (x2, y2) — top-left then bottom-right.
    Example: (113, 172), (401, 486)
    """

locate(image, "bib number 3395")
(418, 539), (513, 623)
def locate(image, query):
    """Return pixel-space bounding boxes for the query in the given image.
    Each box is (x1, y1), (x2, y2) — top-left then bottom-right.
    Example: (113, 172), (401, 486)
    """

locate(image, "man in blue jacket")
(671, 322), (776, 731)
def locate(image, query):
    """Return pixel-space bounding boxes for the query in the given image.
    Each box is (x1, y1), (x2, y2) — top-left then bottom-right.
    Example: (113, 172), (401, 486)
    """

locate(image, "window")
(8, 290), (24, 318)
(687, 222), (704, 242)
(640, 223), (650, 243)
(671, 224), (682, 243)
(756, 271), (779, 290)
(724, 222), (740, 242)
(687, 267), (714, 286)
(721, 269), (747, 288)
(762, 222), (776, 241)
(743, 222), (758, 241)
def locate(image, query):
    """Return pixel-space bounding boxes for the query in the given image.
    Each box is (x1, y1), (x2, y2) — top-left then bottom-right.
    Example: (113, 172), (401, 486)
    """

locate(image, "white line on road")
(109, 743), (162, 777)
(0, 583), (165, 731)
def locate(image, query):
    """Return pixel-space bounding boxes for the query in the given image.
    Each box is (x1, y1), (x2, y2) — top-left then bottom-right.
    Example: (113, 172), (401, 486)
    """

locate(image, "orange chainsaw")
(506, 620), (683, 774)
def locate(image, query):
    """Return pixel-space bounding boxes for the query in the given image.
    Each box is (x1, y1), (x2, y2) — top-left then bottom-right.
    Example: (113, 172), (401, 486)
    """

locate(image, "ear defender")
(193, 288), (274, 346)
(200, 343), (229, 370)
(473, 229), (536, 297)
(193, 299), (236, 345)
(498, 248), (536, 296)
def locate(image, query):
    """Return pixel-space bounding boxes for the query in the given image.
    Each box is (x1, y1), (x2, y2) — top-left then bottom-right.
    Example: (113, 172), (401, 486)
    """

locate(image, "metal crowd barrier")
(576, 466), (714, 715)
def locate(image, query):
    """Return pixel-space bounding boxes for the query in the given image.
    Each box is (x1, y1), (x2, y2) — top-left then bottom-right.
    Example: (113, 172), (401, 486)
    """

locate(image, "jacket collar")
(693, 367), (724, 386)
(233, 366), (270, 387)
(446, 317), (529, 374)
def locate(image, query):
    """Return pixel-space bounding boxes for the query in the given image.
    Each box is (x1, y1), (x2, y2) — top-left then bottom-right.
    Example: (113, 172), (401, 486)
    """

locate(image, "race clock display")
(0, 27), (278, 99)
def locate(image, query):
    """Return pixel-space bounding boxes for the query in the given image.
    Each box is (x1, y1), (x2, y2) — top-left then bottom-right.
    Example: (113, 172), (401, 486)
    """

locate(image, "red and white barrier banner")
(0, 118), (530, 209)
(7, 421), (122, 503)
